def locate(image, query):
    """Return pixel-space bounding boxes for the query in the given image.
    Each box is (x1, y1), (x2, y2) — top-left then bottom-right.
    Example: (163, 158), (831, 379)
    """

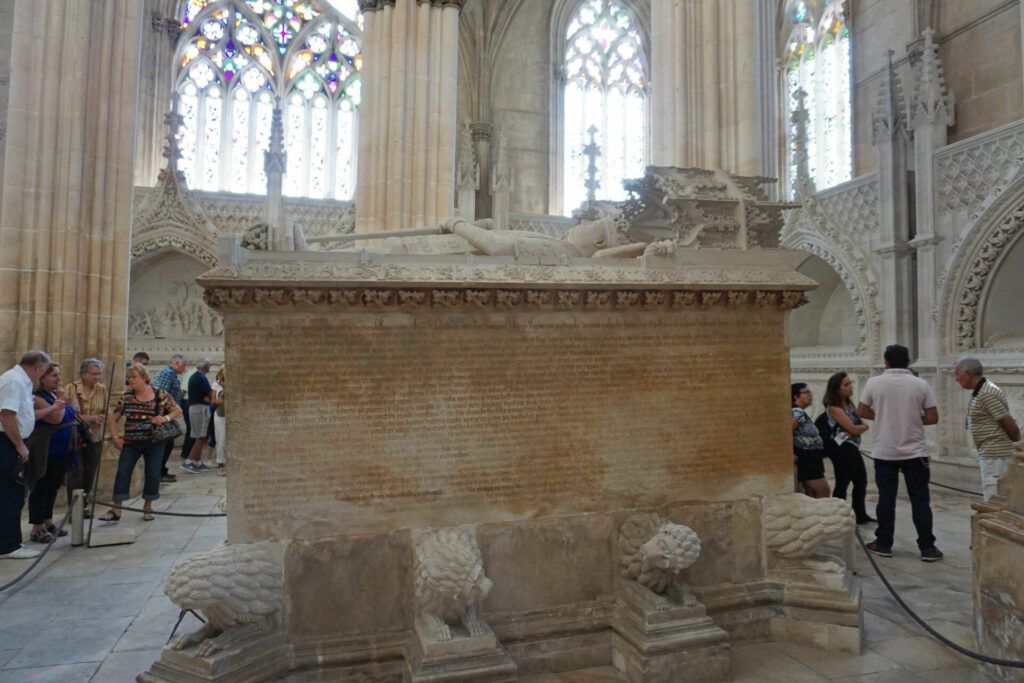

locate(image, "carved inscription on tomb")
(228, 309), (793, 538)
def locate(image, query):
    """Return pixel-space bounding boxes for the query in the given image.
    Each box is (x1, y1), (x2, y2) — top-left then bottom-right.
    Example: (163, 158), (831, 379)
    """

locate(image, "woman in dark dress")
(792, 383), (831, 498)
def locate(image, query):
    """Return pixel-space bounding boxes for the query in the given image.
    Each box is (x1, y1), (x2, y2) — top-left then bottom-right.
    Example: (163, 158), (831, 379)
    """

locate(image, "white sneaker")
(216, 467), (226, 477)
(1, 545), (41, 559)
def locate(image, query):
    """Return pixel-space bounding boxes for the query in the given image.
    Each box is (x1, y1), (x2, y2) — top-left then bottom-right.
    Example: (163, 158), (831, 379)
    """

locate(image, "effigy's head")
(639, 522), (701, 576)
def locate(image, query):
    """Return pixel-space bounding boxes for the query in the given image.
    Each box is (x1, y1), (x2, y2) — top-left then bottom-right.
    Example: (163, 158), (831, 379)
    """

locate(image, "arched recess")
(782, 232), (880, 360)
(981, 235), (1024, 347)
(939, 175), (1024, 355)
(128, 246), (224, 362)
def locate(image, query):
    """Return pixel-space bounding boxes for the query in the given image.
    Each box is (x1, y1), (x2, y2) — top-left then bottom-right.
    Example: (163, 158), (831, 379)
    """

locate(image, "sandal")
(29, 529), (55, 544)
(44, 524), (68, 538)
(143, 512), (156, 522)
(98, 511), (121, 522)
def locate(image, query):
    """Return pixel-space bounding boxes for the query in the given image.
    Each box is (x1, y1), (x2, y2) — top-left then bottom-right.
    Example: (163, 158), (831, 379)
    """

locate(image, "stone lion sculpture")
(619, 512), (702, 594)
(165, 543), (282, 657)
(413, 527), (493, 642)
(763, 494), (855, 562)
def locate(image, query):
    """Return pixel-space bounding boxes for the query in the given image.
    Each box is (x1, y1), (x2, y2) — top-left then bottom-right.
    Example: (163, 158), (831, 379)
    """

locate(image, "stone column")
(0, 0), (144, 369)
(490, 131), (512, 231)
(907, 29), (954, 364)
(650, 0), (759, 174)
(871, 51), (915, 356)
(469, 121), (492, 218)
(134, 0), (179, 187)
(355, 0), (464, 233)
(264, 102), (290, 250)
(455, 124), (478, 219)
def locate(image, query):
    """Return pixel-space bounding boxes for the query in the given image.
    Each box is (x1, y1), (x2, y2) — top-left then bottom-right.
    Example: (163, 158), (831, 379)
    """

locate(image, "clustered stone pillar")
(355, 0), (465, 233)
(133, 0), (179, 187)
(650, 0), (759, 174)
(0, 0), (143, 368)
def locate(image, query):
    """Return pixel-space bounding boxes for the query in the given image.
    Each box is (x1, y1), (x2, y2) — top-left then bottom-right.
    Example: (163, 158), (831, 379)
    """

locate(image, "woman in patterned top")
(791, 383), (831, 498)
(100, 364), (182, 522)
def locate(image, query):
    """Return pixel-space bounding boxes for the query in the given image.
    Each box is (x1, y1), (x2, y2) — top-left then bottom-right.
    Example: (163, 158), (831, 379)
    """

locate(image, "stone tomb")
(140, 242), (862, 682)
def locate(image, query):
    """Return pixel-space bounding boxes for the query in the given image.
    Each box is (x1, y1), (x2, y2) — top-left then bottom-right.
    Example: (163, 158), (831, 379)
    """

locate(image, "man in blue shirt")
(182, 360), (214, 473)
(151, 354), (186, 482)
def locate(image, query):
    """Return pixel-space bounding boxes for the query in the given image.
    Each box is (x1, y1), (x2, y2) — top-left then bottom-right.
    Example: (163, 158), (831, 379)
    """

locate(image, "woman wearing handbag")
(823, 371), (874, 524)
(64, 358), (107, 517)
(100, 364), (182, 522)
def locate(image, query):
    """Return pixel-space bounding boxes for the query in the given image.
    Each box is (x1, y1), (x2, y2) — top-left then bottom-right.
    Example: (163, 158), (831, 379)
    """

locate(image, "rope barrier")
(855, 527), (1024, 668)
(0, 508), (71, 592)
(91, 500), (226, 518)
(860, 452), (983, 497)
(167, 608), (206, 645)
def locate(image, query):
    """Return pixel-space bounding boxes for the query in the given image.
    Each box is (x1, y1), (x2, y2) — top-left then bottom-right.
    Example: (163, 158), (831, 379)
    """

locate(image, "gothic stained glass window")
(783, 0), (851, 197)
(562, 0), (647, 215)
(175, 0), (362, 199)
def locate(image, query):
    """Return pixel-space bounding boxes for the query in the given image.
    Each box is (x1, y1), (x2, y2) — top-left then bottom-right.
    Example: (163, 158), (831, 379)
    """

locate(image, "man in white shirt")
(857, 344), (943, 562)
(0, 350), (56, 559)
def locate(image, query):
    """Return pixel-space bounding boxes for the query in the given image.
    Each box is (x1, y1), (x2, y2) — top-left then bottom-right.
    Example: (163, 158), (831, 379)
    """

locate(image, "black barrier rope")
(167, 608), (207, 645)
(855, 527), (1024, 668)
(0, 508), (71, 592)
(860, 452), (984, 497)
(91, 500), (226, 518)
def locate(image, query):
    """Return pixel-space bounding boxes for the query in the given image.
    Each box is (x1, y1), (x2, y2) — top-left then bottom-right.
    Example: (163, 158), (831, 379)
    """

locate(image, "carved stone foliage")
(618, 513), (701, 595)
(934, 123), (1024, 217)
(129, 280), (223, 339)
(203, 286), (810, 312)
(131, 235), (218, 267)
(412, 528), (492, 642)
(165, 543), (282, 657)
(952, 208), (1024, 350)
(763, 494), (854, 560)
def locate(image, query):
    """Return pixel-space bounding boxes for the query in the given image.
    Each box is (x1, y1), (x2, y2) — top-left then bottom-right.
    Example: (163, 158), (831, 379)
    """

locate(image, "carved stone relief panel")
(128, 253), (223, 362)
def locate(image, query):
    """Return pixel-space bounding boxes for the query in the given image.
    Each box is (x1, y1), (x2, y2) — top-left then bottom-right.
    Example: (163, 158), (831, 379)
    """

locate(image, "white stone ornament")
(763, 494), (855, 561)
(165, 543), (282, 657)
(619, 512), (702, 594)
(412, 527), (493, 642)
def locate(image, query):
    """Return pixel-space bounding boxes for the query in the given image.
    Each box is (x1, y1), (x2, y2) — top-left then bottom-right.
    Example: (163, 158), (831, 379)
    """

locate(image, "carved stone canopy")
(620, 167), (797, 249)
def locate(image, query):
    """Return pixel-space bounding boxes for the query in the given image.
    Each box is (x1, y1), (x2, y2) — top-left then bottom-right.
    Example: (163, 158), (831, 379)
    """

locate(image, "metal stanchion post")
(71, 489), (84, 547)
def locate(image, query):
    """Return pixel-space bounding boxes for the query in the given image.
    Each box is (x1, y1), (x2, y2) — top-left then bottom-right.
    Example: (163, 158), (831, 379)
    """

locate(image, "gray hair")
(19, 350), (51, 368)
(955, 356), (984, 376)
(196, 358), (212, 372)
(78, 358), (105, 377)
(170, 354), (186, 363)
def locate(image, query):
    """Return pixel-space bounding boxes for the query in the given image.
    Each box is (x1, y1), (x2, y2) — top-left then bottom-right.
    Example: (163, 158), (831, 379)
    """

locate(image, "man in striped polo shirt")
(954, 356), (1022, 501)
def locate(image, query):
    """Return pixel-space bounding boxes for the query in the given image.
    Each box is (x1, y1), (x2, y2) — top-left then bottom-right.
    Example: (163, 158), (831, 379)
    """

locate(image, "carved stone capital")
(468, 122), (494, 143)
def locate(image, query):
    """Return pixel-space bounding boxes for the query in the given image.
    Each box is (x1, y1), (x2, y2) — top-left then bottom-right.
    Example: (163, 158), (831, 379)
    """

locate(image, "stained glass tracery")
(783, 0), (851, 196)
(562, 0), (647, 215)
(175, 0), (361, 199)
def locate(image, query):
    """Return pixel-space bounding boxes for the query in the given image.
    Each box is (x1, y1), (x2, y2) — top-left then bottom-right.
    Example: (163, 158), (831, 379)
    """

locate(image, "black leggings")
(28, 454), (69, 524)
(828, 442), (868, 521)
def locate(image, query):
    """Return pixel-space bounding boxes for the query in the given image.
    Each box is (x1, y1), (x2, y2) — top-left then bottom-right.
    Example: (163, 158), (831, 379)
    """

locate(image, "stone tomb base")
(137, 248), (861, 681)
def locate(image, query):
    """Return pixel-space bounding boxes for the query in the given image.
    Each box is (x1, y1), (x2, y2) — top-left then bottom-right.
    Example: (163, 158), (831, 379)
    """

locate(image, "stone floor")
(0, 470), (1000, 682)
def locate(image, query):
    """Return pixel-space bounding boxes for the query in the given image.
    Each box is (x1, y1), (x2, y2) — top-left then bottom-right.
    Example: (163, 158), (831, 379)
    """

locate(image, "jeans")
(160, 438), (175, 476)
(829, 442), (869, 520)
(112, 440), (164, 502)
(179, 406), (195, 462)
(28, 453), (68, 524)
(874, 457), (936, 551)
(0, 433), (26, 554)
